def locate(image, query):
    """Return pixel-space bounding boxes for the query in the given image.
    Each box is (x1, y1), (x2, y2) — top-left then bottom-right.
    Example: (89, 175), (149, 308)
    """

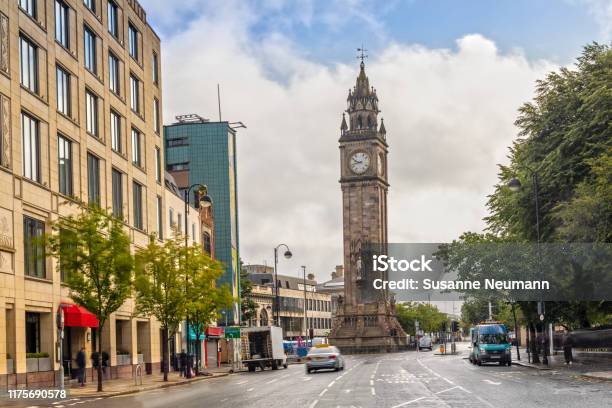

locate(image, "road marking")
(236, 380), (248, 385)
(371, 387), (376, 396)
(435, 386), (459, 395)
(416, 358), (454, 385)
(390, 396), (426, 408)
(247, 387), (254, 392)
(370, 380), (374, 386)
(328, 380), (336, 388)
(308, 399), (318, 408)
(220, 398), (228, 402)
(266, 378), (278, 384)
(319, 389), (328, 397)
(483, 379), (501, 385)
(303, 377), (312, 381)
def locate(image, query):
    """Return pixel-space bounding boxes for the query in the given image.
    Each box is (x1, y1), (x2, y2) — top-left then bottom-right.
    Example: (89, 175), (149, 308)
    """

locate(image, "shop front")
(60, 303), (98, 380)
(204, 327), (224, 368)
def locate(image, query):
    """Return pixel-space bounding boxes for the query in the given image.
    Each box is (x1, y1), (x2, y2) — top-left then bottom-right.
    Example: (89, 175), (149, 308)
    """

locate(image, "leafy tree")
(184, 244), (233, 374)
(134, 234), (186, 381)
(240, 266), (258, 324)
(396, 302), (448, 336)
(47, 206), (133, 392)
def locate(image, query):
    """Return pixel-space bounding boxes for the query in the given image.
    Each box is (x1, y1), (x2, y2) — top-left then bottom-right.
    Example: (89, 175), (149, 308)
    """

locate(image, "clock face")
(377, 153), (384, 176)
(350, 151), (370, 174)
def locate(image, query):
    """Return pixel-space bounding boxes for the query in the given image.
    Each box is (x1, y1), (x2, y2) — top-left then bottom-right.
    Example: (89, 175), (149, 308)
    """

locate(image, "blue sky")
(144, 0), (608, 67)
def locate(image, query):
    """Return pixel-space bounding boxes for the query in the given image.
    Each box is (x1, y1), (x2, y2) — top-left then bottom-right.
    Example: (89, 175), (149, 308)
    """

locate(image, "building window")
(177, 213), (182, 233)
(24, 217), (45, 278)
(83, 0), (95, 12)
(19, 0), (37, 18)
(152, 51), (159, 85)
(155, 147), (161, 182)
(111, 168), (123, 218)
(108, 52), (120, 94)
(133, 181), (143, 230)
(130, 74), (139, 112)
(153, 98), (160, 133)
(85, 91), (98, 136)
(20, 36), (38, 93)
(156, 196), (163, 240)
(25, 312), (41, 353)
(167, 137), (189, 147)
(110, 110), (121, 152)
(21, 112), (40, 182)
(107, 0), (118, 37)
(58, 135), (72, 196)
(191, 223), (195, 241)
(56, 65), (70, 115)
(203, 232), (211, 255)
(128, 23), (138, 60)
(87, 153), (100, 206)
(55, 1), (70, 48)
(169, 208), (174, 227)
(167, 162), (189, 172)
(84, 26), (96, 73)
(131, 128), (141, 167)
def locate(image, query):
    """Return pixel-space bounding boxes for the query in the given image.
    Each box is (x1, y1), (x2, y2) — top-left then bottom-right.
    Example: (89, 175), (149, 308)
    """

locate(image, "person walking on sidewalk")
(179, 350), (187, 378)
(76, 347), (86, 387)
(563, 333), (574, 365)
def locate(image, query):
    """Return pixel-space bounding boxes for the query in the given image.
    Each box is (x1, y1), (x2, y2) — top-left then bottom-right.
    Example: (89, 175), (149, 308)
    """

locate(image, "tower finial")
(357, 45), (368, 66)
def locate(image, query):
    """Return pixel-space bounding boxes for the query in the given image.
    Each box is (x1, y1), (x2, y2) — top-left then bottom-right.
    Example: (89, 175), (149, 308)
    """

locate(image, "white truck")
(241, 326), (288, 372)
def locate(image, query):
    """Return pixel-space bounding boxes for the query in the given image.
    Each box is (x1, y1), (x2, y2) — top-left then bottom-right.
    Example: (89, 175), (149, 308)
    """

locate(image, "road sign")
(224, 326), (241, 339)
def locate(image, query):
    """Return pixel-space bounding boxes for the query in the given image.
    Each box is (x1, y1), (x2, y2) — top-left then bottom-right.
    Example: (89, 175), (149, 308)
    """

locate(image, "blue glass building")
(164, 119), (240, 324)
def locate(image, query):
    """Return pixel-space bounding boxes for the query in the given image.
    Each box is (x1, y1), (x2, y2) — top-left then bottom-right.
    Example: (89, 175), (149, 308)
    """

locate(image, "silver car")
(305, 345), (345, 373)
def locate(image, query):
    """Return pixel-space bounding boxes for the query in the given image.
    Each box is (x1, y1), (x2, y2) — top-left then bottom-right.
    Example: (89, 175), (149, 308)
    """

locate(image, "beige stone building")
(243, 265), (333, 339)
(0, 0), (168, 389)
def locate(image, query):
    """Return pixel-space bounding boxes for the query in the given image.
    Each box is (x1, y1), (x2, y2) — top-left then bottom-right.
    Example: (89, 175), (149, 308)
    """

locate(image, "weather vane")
(357, 45), (368, 63)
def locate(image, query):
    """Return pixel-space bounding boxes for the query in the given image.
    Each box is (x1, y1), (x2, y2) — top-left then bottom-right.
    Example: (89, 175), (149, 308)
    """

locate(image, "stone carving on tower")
(329, 53), (407, 353)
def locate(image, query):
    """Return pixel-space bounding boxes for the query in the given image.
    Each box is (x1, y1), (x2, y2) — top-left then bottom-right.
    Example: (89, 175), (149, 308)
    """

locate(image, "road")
(5, 343), (611, 408)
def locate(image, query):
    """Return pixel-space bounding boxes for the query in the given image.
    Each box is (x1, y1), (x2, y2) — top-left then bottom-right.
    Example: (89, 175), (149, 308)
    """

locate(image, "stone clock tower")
(329, 60), (407, 353)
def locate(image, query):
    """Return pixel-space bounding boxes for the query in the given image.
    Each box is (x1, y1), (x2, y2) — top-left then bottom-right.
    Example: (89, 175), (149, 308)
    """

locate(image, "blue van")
(469, 323), (512, 366)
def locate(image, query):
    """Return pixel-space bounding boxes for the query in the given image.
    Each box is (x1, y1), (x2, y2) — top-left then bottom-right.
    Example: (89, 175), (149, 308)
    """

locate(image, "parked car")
(418, 335), (433, 351)
(305, 345), (345, 373)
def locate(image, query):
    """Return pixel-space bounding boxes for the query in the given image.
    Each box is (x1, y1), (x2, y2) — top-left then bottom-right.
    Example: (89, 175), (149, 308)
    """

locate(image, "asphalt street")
(5, 343), (611, 408)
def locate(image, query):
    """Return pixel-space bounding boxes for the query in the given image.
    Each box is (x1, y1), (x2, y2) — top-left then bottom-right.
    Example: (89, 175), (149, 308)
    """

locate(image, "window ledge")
(54, 41), (77, 61)
(24, 275), (53, 284)
(20, 85), (47, 105)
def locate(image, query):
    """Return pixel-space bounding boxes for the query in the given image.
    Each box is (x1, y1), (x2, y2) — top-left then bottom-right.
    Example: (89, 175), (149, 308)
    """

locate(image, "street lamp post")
(273, 244), (292, 327)
(302, 266), (307, 340)
(508, 168), (548, 365)
(183, 183), (212, 355)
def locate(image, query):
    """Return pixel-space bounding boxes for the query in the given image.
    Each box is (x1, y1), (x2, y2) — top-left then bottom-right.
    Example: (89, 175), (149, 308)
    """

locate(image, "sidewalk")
(68, 369), (230, 398)
(510, 348), (612, 381)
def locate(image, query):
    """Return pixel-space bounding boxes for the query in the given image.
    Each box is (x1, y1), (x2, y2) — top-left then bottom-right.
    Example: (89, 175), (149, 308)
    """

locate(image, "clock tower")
(329, 59), (407, 353)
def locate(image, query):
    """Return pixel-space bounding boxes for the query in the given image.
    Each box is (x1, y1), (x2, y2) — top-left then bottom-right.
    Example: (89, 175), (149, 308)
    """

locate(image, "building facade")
(317, 265), (344, 317)
(163, 116), (240, 325)
(243, 265), (332, 339)
(0, 0), (166, 388)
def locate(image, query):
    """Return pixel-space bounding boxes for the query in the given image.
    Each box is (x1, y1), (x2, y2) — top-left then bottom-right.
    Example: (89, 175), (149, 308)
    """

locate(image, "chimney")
(335, 265), (344, 278)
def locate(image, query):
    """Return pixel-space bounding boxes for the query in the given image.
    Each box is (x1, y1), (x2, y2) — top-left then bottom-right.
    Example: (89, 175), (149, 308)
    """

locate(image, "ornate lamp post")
(273, 244), (292, 327)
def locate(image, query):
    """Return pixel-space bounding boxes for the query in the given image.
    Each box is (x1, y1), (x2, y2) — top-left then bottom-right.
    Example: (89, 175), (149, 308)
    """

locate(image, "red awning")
(62, 304), (99, 328)
(206, 327), (223, 337)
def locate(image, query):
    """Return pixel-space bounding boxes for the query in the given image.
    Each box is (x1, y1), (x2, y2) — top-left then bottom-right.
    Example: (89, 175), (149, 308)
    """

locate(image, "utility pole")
(302, 266), (307, 341)
(488, 301), (492, 321)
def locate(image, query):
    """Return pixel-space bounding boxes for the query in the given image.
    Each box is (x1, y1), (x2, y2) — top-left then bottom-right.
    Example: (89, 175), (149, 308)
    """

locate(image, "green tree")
(396, 302), (447, 336)
(47, 206), (133, 392)
(134, 234), (186, 381)
(240, 266), (257, 324)
(184, 244), (233, 374)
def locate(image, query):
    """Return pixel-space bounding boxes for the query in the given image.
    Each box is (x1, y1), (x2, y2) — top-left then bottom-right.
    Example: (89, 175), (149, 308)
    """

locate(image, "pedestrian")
(563, 333), (573, 366)
(102, 351), (109, 379)
(179, 350), (187, 377)
(76, 347), (86, 387)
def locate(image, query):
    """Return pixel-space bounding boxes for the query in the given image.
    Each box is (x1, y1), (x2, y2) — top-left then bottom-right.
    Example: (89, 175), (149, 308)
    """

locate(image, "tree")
(396, 302), (447, 336)
(134, 234), (186, 381)
(240, 266), (257, 324)
(184, 244), (233, 374)
(47, 206), (133, 392)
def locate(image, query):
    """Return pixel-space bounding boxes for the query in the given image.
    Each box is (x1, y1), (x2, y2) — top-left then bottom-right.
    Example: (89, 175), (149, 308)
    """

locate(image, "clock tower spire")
(329, 55), (407, 353)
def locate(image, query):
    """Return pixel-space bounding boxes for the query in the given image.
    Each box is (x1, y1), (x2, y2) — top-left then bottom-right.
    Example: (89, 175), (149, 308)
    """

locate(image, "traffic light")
(441, 321), (447, 332)
(451, 321), (459, 332)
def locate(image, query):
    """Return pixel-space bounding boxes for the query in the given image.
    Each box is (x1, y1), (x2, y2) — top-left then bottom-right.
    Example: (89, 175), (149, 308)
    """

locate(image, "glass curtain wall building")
(164, 119), (240, 324)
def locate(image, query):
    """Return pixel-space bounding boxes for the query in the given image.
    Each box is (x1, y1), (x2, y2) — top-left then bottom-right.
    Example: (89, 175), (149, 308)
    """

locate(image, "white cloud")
(145, 1), (558, 281)
(574, 0), (612, 40)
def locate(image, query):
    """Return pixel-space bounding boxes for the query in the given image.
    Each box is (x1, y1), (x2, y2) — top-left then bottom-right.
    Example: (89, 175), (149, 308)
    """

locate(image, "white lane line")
(303, 377), (312, 381)
(416, 358), (454, 385)
(327, 380), (336, 388)
(236, 380), (248, 385)
(369, 380), (374, 386)
(308, 399), (319, 408)
(220, 398), (228, 402)
(247, 387), (254, 392)
(457, 385), (472, 394)
(371, 387), (376, 396)
(435, 386), (459, 395)
(483, 379), (501, 385)
(390, 396), (426, 408)
(319, 389), (328, 397)
(266, 378), (278, 384)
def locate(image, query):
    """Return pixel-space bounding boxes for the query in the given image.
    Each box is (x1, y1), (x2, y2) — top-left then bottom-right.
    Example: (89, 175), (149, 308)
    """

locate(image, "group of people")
(177, 350), (195, 378)
(73, 347), (110, 387)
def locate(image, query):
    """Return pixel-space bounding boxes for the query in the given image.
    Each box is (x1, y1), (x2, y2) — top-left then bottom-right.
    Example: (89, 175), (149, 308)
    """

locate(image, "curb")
(512, 360), (551, 370)
(578, 372), (612, 382)
(70, 373), (230, 398)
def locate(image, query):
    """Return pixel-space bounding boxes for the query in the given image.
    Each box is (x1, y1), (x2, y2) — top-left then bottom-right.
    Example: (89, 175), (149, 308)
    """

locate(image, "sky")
(140, 0), (611, 282)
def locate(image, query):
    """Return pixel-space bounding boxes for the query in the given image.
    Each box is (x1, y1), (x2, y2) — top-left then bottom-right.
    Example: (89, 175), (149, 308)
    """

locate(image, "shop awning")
(62, 304), (99, 328)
